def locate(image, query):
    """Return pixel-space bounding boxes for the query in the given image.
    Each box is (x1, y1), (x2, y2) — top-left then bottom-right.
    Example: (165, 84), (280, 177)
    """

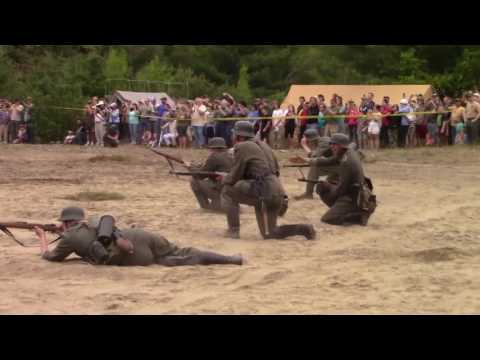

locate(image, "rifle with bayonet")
(0, 222), (62, 247)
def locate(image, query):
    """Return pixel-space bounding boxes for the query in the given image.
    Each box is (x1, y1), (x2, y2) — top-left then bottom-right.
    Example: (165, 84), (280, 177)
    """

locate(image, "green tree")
(234, 64), (253, 102)
(104, 48), (130, 80)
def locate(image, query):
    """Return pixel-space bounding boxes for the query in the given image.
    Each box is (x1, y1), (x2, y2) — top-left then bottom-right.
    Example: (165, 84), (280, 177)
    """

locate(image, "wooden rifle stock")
(0, 222), (62, 247)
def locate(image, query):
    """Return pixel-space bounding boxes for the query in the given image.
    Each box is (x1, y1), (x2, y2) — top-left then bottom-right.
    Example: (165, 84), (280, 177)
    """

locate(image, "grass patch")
(89, 155), (131, 163)
(63, 191), (125, 202)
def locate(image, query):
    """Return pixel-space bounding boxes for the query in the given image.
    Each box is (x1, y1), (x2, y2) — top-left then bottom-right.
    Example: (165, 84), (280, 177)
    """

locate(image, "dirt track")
(1, 144), (480, 314)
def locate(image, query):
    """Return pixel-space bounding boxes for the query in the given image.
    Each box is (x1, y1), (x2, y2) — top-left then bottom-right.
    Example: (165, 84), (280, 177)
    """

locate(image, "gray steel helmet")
(207, 137), (227, 149)
(234, 121), (255, 138)
(58, 206), (85, 222)
(329, 133), (350, 148)
(304, 128), (320, 141)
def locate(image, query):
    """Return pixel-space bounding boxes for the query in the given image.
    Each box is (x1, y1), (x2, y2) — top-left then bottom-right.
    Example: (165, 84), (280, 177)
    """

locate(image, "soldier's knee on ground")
(321, 211), (344, 225)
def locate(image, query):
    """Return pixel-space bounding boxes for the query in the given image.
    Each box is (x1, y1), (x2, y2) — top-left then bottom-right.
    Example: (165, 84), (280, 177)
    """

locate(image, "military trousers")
(107, 229), (240, 266)
(318, 187), (364, 226)
(190, 178), (223, 211)
(222, 182), (312, 239)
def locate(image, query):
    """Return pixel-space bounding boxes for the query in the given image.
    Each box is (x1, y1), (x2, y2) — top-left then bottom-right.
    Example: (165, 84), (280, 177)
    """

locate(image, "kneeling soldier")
(219, 121), (316, 240)
(293, 134), (376, 226)
(295, 129), (339, 200)
(190, 137), (233, 212)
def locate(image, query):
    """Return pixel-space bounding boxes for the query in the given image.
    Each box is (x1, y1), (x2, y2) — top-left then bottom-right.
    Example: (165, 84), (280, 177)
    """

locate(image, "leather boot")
(197, 251), (243, 265)
(274, 224), (316, 240)
(193, 191), (210, 209)
(225, 205), (240, 238)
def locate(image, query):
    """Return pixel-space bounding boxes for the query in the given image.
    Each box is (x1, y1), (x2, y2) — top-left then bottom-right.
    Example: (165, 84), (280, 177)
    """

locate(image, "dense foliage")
(1, 45), (479, 141)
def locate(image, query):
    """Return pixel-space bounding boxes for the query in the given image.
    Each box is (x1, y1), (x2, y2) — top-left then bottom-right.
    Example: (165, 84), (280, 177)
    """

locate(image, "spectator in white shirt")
(270, 101), (286, 149)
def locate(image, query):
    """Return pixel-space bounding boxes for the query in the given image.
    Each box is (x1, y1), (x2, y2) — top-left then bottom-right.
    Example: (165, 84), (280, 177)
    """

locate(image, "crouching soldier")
(219, 121), (315, 240)
(294, 129), (338, 200)
(35, 207), (243, 266)
(189, 137), (233, 212)
(290, 133), (376, 226)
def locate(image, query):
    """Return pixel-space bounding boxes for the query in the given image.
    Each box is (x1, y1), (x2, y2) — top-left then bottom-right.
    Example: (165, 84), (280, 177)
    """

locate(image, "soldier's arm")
(41, 238), (75, 262)
(309, 155), (340, 168)
(223, 146), (248, 185)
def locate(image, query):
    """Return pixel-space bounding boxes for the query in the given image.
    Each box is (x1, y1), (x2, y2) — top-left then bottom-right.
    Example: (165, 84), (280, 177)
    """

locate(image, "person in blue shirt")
(154, 97), (169, 148)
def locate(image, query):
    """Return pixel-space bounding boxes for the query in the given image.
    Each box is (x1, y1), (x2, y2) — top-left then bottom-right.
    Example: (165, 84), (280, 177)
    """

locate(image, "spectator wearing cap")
(94, 101), (106, 147)
(153, 97), (169, 148)
(464, 92), (480, 144)
(397, 99), (412, 148)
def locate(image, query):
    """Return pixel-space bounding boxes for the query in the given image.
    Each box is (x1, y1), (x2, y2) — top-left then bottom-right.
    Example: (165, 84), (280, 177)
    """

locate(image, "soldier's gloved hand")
(316, 181), (331, 196)
(116, 237), (134, 254)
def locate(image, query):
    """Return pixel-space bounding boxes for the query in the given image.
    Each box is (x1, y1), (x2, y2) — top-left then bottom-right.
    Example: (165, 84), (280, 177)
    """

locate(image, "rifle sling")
(0, 225), (62, 248)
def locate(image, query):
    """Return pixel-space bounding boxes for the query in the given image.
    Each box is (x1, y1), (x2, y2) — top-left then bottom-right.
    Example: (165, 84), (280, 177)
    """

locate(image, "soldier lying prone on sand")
(34, 207), (243, 267)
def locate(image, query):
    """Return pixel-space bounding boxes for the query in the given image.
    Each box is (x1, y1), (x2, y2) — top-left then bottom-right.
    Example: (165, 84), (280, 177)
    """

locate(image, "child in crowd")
(13, 124), (28, 144)
(160, 117), (177, 147)
(64, 130), (76, 145)
(368, 109), (381, 150)
(455, 120), (465, 144)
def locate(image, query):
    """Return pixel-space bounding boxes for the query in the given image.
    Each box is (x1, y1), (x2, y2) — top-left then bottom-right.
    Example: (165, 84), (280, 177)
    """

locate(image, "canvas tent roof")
(281, 84), (433, 109)
(113, 90), (176, 109)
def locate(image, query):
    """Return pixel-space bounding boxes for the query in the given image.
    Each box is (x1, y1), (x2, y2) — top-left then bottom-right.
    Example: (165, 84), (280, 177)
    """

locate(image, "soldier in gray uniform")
(294, 129), (339, 200)
(35, 207), (243, 266)
(219, 121), (316, 240)
(190, 137), (233, 212)
(296, 134), (374, 226)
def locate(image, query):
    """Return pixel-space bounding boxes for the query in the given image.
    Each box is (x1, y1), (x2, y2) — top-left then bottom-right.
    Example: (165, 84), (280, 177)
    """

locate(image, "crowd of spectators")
(67, 90), (480, 150)
(0, 97), (34, 144)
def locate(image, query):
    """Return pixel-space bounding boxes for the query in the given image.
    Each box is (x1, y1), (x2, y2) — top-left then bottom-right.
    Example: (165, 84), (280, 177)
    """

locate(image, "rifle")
(150, 148), (188, 167)
(0, 222), (62, 247)
(169, 171), (225, 180)
(284, 164), (310, 168)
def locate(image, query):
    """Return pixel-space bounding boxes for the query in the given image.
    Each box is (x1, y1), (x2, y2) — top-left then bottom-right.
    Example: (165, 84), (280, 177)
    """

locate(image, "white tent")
(113, 90), (176, 109)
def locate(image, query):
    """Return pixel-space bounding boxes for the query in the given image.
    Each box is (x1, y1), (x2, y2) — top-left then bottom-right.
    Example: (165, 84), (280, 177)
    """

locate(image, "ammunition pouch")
(356, 177), (377, 215)
(249, 173), (273, 201)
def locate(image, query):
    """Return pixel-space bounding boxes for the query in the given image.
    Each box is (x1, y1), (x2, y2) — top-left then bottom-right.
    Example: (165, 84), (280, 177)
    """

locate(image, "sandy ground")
(1, 143), (480, 314)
